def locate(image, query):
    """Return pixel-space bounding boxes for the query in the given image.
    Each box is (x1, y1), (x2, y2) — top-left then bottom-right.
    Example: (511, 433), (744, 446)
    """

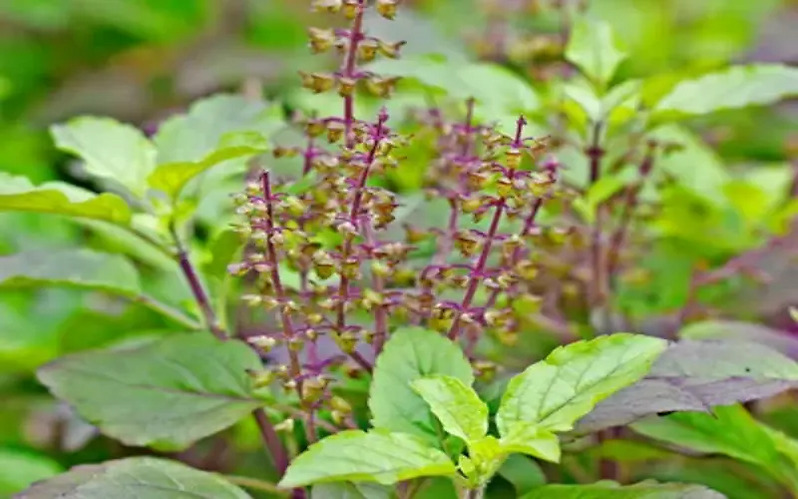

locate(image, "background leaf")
(653, 64), (798, 118)
(369, 327), (473, 444)
(0, 249), (141, 296)
(578, 340), (798, 432)
(565, 17), (627, 87)
(411, 375), (487, 443)
(37, 333), (267, 449)
(521, 480), (724, 498)
(632, 405), (798, 490)
(0, 448), (62, 496)
(51, 117), (156, 197)
(0, 173), (131, 224)
(16, 457), (251, 498)
(279, 430), (456, 488)
(310, 482), (393, 499)
(496, 334), (667, 434)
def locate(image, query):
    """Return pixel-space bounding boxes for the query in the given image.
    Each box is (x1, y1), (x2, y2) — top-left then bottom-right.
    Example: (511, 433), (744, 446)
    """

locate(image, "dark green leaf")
(311, 482), (394, 499)
(497, 454), (546, 496)
(369, 327), (473, 443)
(16, 457), (251, 498)
(37, 333), (267, 449)
(279, 430), (456, 488)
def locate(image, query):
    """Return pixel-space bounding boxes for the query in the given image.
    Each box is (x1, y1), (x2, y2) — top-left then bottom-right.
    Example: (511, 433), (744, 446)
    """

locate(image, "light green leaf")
(37, 333), (266, 450)
(149, 130), (269, 201)
(311, 482), (393, 499)
(16, 457), (251, 498)
(154, 94), (283, 165)
(653, 65), (798, 119)
(0, 249), (141, 296)
(464, 436), (507, 484)
(496, 333), (667, 434)
(522, 480), (724, 498)
(411, 375), (488, 443)
(565, 17), (627, 87)
(51, 117), (157, 197)
(499, 422), (560, 463)
(497, 454), (546, 496)
(279, 430), (456, 488)
(632, 405), (798, 490)
(0, 173), (131, 224)
(369, 327), (473, 443)
(0, 448), (62, 495)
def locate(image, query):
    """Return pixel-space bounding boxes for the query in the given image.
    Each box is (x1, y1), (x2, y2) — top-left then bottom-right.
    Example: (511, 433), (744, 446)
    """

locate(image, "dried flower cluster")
(229, 0), (569, 437)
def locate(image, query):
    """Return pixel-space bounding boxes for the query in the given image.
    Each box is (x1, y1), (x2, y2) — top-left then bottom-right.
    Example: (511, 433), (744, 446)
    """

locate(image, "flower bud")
(378, 40), (406, 59)
(454, 231), (480, 257)
(342, 0), (359, 19)
(247, 369), (275, 388)
(247, 335), (277, 351)
(274, 418), (294, 432)
(365, 76), (400, 98)
(311, 0), (342, 13)
(358, 39), (379, 62)
(308, 27), (335, 53)
(299, 71), (335, 94)
(376, 0), (398, 19)
(337, 76), (357, 97)
(330, 396), (352, 414)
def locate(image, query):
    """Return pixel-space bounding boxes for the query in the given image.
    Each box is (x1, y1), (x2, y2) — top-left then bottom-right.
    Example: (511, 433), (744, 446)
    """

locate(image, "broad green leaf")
(279, 430), (456, 488)
(499, 422), (560, 463)
(522, 480), (724, 498)
(0, 249), (141, 296)
(632, 405), (798, 490)
(0, 173), (131, 224)
(411, 375), (487, 442)
(579, 339), (798, 433)
(16, 457), (251, 498)
(148, 130), (269, 201)
(37, 333), (267, 449)
(51, 117), (156, 197)
(653, 65), (798, 119)
(369, 327), (473, 443)
(496, 333), (667, 434)
(154, 94), (283, 165)
(0, 448), (62, 495)
(463, 436), (507, 484)
(497, 454), (546, 496)
(311, 482), (393, 499)
(565, 17), (627, 87)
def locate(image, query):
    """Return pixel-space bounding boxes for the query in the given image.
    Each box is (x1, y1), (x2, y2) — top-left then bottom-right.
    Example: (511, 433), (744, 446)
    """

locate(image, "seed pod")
(342, 0), (359, 19)
(312, 0), (343, 13)
(358, 39), (379, 62)
(454, 231), (480, 257)
(307, 27), (335, 53)
(313, 251), (336, 279)
(247, 335), (277, 351)
(337, 76), (357, 97)
(299, 71), (335, 94)
(247, 369), (275, 388)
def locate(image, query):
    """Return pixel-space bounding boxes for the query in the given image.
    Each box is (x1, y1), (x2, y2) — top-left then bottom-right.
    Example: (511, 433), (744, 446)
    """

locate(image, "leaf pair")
(279, 329), (668, 490)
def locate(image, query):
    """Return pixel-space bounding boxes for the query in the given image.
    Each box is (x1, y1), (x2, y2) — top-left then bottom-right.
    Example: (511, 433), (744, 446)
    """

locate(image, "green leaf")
(0, 448), (62, 495)
(148, 130), (269, 201)
(522, 480), (724, 498)
(632, 405), (798, 490)
(499, 422), (560, 463)
(16, 457), (251, 498)
(497, 454), (546, 496)
(279, 430), (456, 488)
(411, 375), (488, 442)
(37, 333), (267, 450)
(0, 173), (131, 224)
(496, 333), (667, 434)
(369, 327), (473, 443)
(311, 482), (394, 499)
(565, 17), (627, 87)
(653, 65), (798, 119)
(0, 249), (141, 296)
(154, 94), (283, 165)
(679, 321), (798, 359)
(51, 117), (157, 197)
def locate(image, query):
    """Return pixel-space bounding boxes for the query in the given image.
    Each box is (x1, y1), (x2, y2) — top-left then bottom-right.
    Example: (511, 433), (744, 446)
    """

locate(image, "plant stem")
(222, 473), (289, 496)
(586, 121), (608, 332)
(342, 0), (365, 147)
(364, 222), (389, 355)
(171, 226), (226, 340)
(168, 223), (292, 488)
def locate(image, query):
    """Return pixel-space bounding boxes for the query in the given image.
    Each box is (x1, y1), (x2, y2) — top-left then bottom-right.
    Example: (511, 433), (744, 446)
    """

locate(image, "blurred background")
(1, 0), (798, 496)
